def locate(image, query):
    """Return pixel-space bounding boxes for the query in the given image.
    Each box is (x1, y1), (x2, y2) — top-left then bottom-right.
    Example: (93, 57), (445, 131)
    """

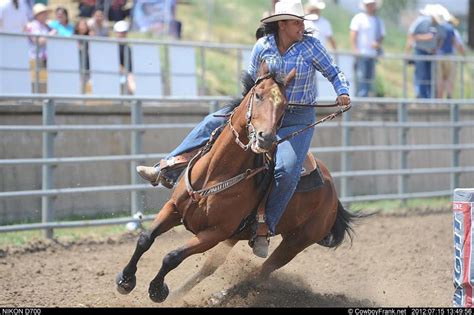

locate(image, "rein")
(277, 103), (352, 144)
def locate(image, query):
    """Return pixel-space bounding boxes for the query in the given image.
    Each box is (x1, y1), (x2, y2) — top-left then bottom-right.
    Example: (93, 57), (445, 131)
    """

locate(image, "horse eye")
(255, 93), (263, 101)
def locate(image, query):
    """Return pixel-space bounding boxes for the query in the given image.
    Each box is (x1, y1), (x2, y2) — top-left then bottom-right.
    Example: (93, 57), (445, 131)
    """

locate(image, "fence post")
(403, 59), (408, 98)
(42, 99), (56, 238)
(397, 101), (408, 205)
(340, 105), (352, 206)
(200, 46), (206, 95)
(451, 102), (460, 190)
(237, 49), (242, 94)
(34, 36), (40, 94)
(209, 100), (219, 114)
(130, 100), (144, 216)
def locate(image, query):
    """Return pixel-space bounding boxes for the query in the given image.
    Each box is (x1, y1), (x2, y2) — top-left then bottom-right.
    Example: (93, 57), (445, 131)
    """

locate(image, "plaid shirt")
(248, 34), (350, 105)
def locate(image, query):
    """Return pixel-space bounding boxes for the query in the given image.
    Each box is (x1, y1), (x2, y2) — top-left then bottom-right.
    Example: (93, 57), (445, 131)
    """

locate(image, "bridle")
(228, 72), (274, 151)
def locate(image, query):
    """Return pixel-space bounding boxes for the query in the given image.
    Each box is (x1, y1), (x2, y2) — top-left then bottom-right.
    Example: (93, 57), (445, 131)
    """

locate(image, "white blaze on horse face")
(270, 87), (283, 107)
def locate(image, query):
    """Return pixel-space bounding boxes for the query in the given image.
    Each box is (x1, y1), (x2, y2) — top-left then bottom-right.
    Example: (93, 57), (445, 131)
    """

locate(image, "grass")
(350, 197), (451, 215)
(0, 225), (129, 248)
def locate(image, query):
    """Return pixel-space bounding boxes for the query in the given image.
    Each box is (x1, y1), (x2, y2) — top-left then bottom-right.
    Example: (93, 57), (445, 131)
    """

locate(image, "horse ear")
(284, 68), (296, 87)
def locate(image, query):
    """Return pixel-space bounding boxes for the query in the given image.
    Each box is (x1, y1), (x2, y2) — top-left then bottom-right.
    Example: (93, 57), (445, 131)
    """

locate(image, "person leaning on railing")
(405, 4), (444, 99)
(25, 4), (56, 69)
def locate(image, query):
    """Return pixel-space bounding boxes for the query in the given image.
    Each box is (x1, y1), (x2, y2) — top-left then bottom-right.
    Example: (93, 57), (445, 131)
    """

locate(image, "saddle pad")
(295, 163), (325, 193)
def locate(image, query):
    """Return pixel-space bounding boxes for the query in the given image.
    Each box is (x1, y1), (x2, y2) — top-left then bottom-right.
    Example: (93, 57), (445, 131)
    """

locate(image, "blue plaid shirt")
(248, 34), (350, 105)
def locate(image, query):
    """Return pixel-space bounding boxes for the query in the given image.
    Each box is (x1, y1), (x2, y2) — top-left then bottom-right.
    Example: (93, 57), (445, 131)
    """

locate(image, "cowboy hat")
(358, 0), (383, 11)
(113, 20), (129, 33)
(420, 4), (446, 24)
(305, 0), (326, 12)
(435, 4), (459, 26)
(32, 3), (51, 17)
(261, 0), (307, 23)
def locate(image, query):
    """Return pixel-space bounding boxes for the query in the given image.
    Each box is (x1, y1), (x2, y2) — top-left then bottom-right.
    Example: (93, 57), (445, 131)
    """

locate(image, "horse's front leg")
(148, 228), (226, 303)
(170, 239), (238, 300)
(116, 200), (181, 295)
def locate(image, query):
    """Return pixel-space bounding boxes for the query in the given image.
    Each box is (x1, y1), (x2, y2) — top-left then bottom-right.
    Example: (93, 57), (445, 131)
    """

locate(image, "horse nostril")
(257, 131), (275, 149)
(257, 131), (268, 142)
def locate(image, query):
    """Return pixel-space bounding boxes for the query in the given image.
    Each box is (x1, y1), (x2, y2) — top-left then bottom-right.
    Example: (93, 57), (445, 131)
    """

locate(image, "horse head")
(246, 63), (296, 154)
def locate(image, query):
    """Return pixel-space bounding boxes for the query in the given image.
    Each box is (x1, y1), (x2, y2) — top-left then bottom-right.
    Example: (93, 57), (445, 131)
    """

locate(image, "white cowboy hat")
(261, 0), (307, 23)
(113, 20), (129, 33)
(358, 0), (383, 11)
(305, 0), (326, 12)
(32, 3), (51, 17)
(420, 4), (446, 24)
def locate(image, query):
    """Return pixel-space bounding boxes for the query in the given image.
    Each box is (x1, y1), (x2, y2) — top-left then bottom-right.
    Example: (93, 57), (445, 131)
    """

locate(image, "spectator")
(106, 0), (130, 22)
(0, 0), (30, 33)
(25, 3), (55, 66)
(48, 6), (74, 36)
(349, 0), (384, 97)
(87, 8), (109, 36)
(436, 7), (465, 99)
(304, 0), (337, 50)
(77, 0), (96, 18)
(114, 20), (135, 94)
(132, 0), (181, 39)
(74, 18), (91, 92)
(405, 4), (445, 99)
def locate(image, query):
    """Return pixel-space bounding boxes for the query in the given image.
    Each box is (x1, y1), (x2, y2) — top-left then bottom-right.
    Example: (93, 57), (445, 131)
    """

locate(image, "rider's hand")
(336, 94), (351, 106)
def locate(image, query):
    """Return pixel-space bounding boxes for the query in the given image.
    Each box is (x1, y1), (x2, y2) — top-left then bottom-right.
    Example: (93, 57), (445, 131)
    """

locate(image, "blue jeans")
(355, 57), (376, 97)
(414, 49), (433, 99)
(159, 105), (316, 235)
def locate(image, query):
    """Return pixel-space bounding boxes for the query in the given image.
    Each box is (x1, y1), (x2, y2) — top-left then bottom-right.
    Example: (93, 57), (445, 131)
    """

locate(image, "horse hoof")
(116, 272), (136, 295)
(149, 282), (169, 303)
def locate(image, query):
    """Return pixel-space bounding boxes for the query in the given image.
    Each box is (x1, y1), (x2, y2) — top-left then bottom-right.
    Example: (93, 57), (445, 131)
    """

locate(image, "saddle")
(296, 153), (325, 193)
(160, 150), (324, 192)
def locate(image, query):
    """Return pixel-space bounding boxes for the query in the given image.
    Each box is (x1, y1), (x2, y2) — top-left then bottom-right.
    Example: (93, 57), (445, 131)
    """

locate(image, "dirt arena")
(0, 210), (455, 307)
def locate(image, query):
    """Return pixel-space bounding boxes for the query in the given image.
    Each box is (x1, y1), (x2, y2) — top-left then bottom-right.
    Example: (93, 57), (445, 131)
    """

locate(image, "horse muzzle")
(251, 131), (276, 154)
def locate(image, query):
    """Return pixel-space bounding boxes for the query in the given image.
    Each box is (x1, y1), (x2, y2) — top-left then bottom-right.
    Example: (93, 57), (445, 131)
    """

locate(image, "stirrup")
(156, 169), (176, 189)
(158, 150), (200, 172)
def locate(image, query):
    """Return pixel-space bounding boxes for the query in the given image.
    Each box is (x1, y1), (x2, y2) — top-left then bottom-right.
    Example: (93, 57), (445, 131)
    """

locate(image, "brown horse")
(116, 64), (359, 303)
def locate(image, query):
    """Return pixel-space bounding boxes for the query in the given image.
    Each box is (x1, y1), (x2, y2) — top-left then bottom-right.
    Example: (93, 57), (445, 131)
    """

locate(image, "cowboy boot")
(136, 166), (175, 189)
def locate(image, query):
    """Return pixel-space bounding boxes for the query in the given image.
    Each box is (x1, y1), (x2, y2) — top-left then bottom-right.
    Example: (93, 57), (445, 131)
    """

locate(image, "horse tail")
(317, 200), (370, 249)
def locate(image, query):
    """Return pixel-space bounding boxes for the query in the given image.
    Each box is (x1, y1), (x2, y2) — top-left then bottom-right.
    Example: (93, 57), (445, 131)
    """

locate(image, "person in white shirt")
(303, 0), (336, 51)
(349, 0), (385, 97)
(0, 0), (30, 33)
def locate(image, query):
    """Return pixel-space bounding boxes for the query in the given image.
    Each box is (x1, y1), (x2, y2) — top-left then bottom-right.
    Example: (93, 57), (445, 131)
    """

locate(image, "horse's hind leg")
(116, 200), (181, 295)
(258, 228), (315, 281)
(148, 228), (227, 303)
(170, 239), (238, 300)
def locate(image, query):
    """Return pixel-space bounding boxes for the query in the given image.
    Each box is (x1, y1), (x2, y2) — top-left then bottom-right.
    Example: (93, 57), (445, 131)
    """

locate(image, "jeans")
(355, 57), (376, 97)
(414, 49), (433, 98)
(159, 105), (316, 235)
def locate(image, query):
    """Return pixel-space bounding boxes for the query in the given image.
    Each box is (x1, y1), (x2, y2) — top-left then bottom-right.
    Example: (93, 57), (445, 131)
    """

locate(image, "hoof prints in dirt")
(201, 276), (376, 307)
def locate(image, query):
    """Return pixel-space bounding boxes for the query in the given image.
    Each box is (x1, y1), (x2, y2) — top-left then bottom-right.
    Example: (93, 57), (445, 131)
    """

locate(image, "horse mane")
(221, 71), (255, 111)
